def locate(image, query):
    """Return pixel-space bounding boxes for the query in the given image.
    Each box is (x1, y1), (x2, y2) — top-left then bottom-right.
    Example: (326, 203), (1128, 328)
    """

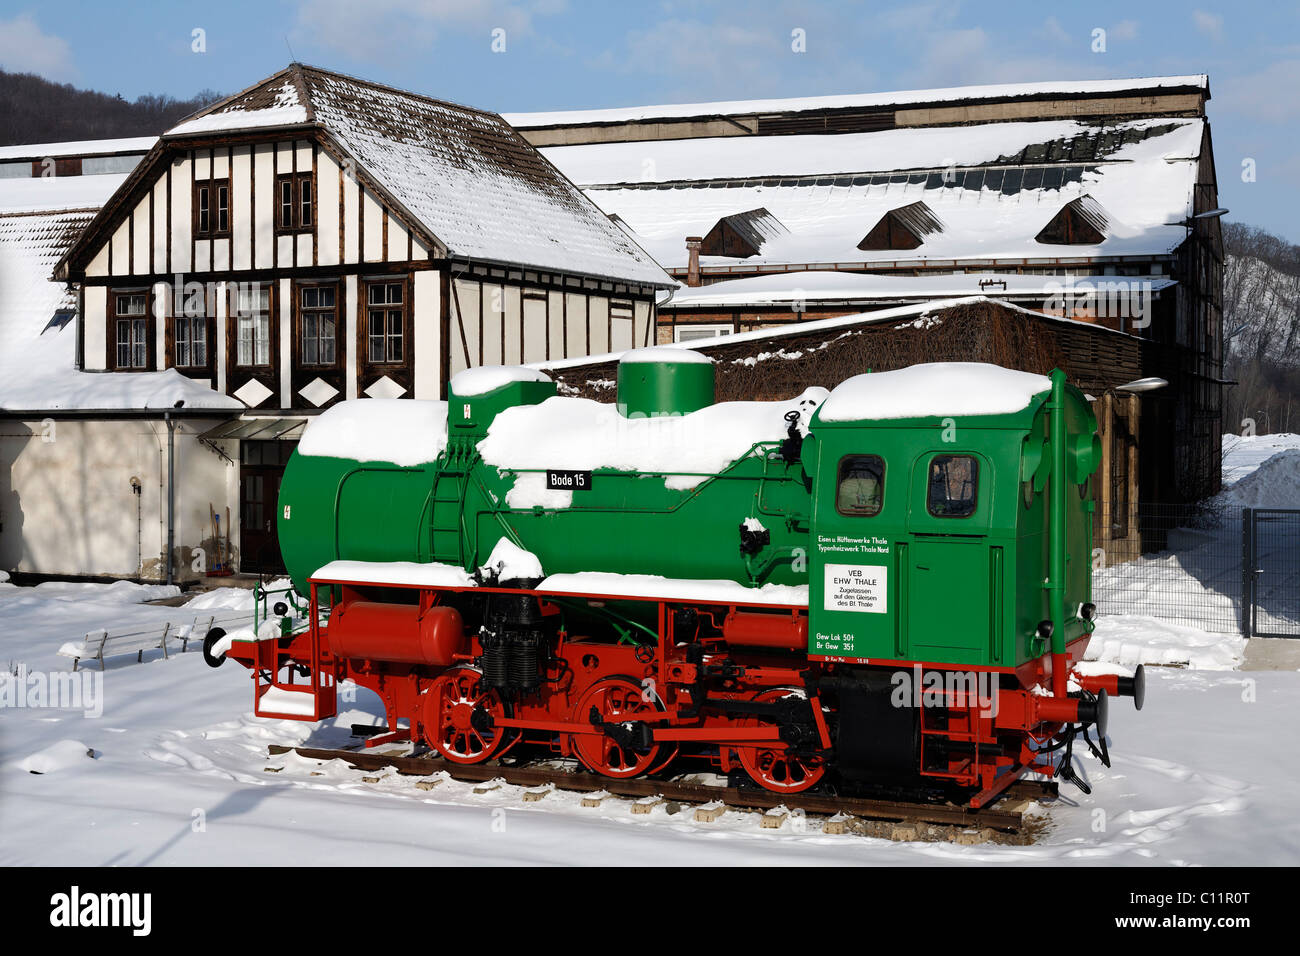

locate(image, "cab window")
(927, 454), (978, 517)
(836, 455), (884, 516)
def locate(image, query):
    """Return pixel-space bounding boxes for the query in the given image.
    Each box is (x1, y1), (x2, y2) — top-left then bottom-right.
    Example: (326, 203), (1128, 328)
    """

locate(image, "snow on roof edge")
(0, 137), (157, 162)
(506, 75), (1209, 128)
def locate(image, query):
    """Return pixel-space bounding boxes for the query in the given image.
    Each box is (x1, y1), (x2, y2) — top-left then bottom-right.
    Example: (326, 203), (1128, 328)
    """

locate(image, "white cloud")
(1218, 60), (1300, 123)
(291, 0), (564, 62)
(1111, 19), (1140, 42)
(587, 14), (879, 102)
(1193, 10), (1224, 42)
(1042, 17), (1073, 47)
(0, 14), (76, 82)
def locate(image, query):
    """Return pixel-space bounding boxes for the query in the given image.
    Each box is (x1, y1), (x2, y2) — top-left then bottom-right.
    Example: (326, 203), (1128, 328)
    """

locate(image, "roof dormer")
(857, 201), (944, 251)
(699, 207), (788, 258)
(1036, 194), (1108, 245)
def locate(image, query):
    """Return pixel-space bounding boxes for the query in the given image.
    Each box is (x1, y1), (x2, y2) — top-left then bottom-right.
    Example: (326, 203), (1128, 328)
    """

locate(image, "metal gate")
(1243, 508), (1300, 637)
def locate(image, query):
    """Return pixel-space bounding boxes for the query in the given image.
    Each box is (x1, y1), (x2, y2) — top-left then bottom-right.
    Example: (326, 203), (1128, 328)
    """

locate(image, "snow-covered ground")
(1, 438), (1297, 866)
(0, 576), (1295, 865)
(1092, 434), (1300, 641)
(1, 592), (1295, 865)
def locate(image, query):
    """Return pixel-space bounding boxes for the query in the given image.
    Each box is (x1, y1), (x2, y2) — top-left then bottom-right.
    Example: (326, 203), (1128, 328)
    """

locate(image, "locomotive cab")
(805, 363), (1098, 674)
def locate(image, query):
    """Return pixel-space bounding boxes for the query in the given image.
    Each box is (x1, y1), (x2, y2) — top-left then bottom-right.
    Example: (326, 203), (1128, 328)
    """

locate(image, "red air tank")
(328, 602), (467, 666)
(720, 610), (808, 650)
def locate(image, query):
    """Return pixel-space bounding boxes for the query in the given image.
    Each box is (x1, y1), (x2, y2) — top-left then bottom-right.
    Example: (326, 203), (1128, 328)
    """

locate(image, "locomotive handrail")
(330, 464), (429, 563)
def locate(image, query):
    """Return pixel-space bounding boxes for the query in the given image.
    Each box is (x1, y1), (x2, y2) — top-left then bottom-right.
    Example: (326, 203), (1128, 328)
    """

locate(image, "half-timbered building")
(57, 64), (671, 414)
(3, 66), (672, 581)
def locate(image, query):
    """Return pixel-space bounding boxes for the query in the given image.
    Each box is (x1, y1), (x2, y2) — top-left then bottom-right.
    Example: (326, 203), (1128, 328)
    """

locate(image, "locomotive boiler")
(211, 352), (1144, 805)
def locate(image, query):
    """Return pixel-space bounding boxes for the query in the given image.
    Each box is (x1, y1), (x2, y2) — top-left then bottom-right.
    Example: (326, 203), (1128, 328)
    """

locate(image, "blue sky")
(2, 0), (1298, 240)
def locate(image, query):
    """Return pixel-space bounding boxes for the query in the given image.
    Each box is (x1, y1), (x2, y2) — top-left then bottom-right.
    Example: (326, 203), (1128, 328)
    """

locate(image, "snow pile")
(480, 538), (544, 581)
(32, 581), (180, 604)
(450, 365), (552, 396)
(0, 571), (8, 583)
(12, 740), (95, 775)
(480, 389), (827, 505)
(183, 581), (293, 611)
(1085, 614), (1246, 670)
(208, 619), (283, 658)
(620, 346), (711, 365)
(1212, 448), (1300, 510)
(819, 362), (1050, 422)
(298, 399), (448, 466)
(1221, 433), (1300, 487)
(312, 559), (475, 588)
(540, 572), (808, 606)
(257, 685), (319, 716)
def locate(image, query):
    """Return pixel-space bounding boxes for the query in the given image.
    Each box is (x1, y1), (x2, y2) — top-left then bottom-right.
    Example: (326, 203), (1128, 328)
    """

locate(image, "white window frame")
(672, 323), (733, 344)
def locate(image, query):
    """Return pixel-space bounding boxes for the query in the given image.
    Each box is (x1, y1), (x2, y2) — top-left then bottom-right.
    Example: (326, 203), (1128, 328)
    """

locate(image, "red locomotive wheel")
(570, 676), (662, 779)
(735, 689), (826, 794)
(423, 667), (507, 764)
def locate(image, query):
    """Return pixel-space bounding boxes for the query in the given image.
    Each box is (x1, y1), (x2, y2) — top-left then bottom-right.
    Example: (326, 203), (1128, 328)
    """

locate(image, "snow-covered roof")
(0, 150), (241, 413)
(505, 75), (1209, 128)
(538, 295), (1126, 372)
(542, 118), (1205, 269)
(159, 65), (671, 287)
(0, 172), (130, 215)
(0, 206), (240, 414)
(0, 137), (156, 162)
(664, 270), (1176, 308)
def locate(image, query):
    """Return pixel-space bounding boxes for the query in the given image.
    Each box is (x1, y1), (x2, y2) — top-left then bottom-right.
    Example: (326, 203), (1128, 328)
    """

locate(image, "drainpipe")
(685, 237), (703, 287)
(164, 400), (184, 585)
(130, 477), (143, 577)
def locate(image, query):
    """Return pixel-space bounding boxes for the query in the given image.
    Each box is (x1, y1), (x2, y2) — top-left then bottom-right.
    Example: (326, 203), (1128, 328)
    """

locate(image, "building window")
(836, 455), (885, 517)
(366, 281), (405, 363)
(193, 178), (230, 238)
(673, 323), (733, 343)
(276, 173), (314, 232)
(236, 285), (272, 367)
(926, 454), (979, 518)
(300, 285), (337, 365)
(175, 315), (208, 367)
(114, 291), (149, 369)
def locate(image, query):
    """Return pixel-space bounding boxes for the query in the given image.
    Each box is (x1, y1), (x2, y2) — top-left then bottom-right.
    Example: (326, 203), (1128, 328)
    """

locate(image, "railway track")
(268, 743), (1057, 844)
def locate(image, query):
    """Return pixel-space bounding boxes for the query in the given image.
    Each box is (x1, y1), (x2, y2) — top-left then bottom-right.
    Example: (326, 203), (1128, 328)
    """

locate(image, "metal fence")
(1245, 509), (1300, 637)
(1093, 503), (1300, 637)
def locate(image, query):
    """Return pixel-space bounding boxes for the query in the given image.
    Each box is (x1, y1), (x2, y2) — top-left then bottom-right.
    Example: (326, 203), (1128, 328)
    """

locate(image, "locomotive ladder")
(428, 466), (468, 566)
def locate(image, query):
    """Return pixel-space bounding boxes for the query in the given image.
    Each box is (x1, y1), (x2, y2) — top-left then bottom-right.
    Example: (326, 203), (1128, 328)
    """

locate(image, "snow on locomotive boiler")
(210, 352), (1144, 805)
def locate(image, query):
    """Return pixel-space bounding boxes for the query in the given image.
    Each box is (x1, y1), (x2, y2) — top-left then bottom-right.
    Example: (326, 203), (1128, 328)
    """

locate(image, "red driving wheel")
(570, 676), (662, 778)
(422, 667), (507, 764)
(735, 688), (826, 794)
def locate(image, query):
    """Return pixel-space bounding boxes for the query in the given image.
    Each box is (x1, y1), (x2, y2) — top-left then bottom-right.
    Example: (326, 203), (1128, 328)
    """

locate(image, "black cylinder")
(1076, 689), (1109, 738)
(1116, 665), (1146, 711)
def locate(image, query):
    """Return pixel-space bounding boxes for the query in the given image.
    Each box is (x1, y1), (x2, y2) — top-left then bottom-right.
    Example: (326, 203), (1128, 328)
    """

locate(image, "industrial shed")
(512, 75), (1225, 505)
(538, 296), (1188, 559)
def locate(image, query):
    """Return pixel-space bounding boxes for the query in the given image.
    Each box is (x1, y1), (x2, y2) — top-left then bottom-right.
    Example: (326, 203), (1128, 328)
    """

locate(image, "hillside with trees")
(1223, 222), (1300, 434)
(0, 69), (222, 145)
